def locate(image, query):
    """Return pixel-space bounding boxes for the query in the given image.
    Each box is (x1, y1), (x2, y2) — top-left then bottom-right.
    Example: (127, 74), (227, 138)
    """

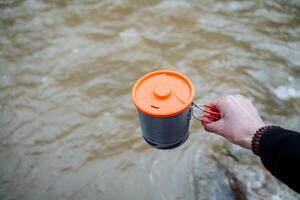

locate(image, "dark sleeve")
(259, 127), (300, 193)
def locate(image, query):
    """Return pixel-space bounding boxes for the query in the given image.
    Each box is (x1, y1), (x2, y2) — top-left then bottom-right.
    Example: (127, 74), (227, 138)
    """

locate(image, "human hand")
(202, 95), (265, 149)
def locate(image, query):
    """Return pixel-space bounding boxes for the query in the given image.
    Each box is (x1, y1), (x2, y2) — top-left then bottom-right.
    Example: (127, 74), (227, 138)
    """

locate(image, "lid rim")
(134, 103), (193, 118)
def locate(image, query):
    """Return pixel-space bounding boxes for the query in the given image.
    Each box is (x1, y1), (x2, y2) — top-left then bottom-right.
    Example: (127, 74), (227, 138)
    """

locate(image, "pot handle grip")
(191, 102), (221, 124)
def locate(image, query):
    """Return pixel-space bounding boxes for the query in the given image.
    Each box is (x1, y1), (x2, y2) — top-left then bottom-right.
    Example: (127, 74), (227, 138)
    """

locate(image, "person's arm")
(258, 127), (300, 193)
(201, 95), (300, 193)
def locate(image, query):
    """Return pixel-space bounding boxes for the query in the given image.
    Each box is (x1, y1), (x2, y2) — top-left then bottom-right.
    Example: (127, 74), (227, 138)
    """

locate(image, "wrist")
(242, 122), (265, 149)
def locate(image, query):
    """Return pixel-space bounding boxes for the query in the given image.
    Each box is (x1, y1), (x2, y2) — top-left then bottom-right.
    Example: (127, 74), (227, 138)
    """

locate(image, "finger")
(201, 119), (213, 124)
(202, 109), (221, 118)
(204, 104), (219, 112)
(201, 119), (224, 135)
(204, 97), (225, 113)
(201, 114), (220, 120)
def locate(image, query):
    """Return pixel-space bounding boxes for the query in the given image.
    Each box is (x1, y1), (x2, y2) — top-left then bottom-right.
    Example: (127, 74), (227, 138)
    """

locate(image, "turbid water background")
(0, 0), (300, 199)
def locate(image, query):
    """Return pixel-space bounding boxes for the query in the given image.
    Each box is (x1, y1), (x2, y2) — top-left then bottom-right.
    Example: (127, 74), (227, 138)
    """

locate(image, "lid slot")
(151, 105), (160, 109)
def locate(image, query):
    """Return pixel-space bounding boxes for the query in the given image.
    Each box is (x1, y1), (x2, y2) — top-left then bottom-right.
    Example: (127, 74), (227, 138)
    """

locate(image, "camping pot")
(132, 70), (195, 149)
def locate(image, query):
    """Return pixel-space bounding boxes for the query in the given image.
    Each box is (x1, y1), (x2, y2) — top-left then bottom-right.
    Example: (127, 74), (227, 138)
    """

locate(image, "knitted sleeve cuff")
(251, 125), (281, 156)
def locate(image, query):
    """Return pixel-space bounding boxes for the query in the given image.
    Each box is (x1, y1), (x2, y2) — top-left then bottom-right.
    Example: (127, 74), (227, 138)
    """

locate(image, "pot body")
(137, 106), (191, 149)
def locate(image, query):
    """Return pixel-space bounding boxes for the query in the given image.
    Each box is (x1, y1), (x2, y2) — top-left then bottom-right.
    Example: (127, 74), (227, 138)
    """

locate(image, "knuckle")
(227, 135), (235, 143)
(225, 95), (234, 101)
(203, 126), (210, 132)
(204, 126), (210, 132)
(225, 95), (234, 104)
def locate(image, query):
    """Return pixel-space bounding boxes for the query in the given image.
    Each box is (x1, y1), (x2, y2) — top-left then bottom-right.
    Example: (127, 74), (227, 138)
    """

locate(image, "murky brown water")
(1, 0), (300, 199)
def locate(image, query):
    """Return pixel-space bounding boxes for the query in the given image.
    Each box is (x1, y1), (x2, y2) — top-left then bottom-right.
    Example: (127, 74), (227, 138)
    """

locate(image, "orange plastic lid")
(132, 70), (194, 118)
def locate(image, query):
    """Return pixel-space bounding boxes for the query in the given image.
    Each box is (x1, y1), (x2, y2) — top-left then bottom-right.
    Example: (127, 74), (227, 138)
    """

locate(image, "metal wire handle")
(191, 102), (202, 121)
(191, 102), (221, 123)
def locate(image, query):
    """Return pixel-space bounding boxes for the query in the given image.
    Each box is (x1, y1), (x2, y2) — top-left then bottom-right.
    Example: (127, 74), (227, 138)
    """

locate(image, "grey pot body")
(137, 107), (191, 149)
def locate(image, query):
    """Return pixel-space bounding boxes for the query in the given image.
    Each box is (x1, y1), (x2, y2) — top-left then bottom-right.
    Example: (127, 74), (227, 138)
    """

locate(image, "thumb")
(206, 98), (223, 111)
(201, 119), (224, 135)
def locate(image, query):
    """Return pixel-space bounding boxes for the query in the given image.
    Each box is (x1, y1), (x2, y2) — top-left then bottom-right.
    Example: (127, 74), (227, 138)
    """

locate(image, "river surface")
(0, 0), (300, 200)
